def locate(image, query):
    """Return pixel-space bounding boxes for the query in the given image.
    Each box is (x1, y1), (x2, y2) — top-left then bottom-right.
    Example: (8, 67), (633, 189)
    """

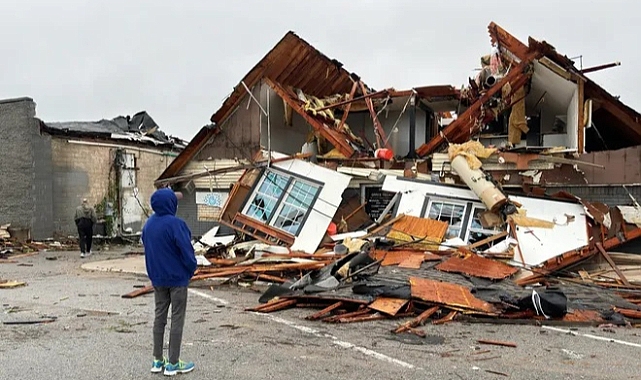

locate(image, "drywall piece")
(511, 195), (588, 266)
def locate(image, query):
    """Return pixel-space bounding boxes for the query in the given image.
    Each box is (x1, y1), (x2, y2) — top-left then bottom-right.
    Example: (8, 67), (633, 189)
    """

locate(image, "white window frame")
(242, 169), (321, 236)
(423, 198), (468, 239)
(464, 204), (503, 244)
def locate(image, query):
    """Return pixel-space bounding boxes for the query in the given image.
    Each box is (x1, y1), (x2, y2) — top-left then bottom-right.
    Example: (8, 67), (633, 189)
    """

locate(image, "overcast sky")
(2, 0), (638, 140)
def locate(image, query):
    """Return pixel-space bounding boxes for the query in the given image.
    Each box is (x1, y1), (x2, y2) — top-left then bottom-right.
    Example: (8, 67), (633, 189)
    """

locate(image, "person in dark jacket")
(74, 198), (97, 258)
(142, 188), (197, 376)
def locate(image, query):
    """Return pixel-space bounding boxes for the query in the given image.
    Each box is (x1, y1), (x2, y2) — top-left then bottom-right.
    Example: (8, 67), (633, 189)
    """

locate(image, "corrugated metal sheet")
(183, 160), (247, 190)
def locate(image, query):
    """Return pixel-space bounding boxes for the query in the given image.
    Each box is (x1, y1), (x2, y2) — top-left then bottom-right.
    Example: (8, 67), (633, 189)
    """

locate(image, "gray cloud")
(1, 0), (638, 139)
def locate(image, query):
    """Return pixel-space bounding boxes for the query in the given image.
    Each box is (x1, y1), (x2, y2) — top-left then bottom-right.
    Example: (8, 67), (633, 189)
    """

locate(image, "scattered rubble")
(129, 22), (641, 337)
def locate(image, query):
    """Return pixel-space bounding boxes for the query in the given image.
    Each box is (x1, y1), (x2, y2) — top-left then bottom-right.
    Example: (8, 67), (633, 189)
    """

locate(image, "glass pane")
(469, 207), (501, 233)
(270, 179), (320, 235)
(244, 171), (290, 222)
(427, 201), (466, 239)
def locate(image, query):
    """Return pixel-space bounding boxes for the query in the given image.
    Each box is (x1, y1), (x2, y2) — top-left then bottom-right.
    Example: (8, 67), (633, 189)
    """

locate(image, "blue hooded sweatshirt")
(142, 188), (197, 287)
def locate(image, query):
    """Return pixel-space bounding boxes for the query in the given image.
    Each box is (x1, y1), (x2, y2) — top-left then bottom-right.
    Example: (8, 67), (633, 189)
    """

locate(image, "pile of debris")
(128, 150), (641, 333)
(1, 224), (78, 262)
(138, 22), (641, 335)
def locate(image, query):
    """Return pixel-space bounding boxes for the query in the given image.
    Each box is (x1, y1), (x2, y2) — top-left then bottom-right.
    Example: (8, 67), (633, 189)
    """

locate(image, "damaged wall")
(51, 139), (174, 236)
(579, 145), (641, 185)
(0, 97), (54, 240)
(551, 185), (641, 207)
(345, 107), (428, 157)
(175, 189), (235, 237)
(195, 85), (262, 161)
(260, 82), (310, 155)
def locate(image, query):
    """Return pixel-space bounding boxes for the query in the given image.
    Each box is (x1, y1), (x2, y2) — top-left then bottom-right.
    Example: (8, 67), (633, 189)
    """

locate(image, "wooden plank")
(393, 306), (440, 334)
(121, 285), (153, 298)
(337, 312), (386, 323)
(416, 51), (541, 156)
(337, 81), (360, 132)
(322, 308), (370, 323)
(253, 299), (297, 313)
(265, 78), (355, 158)
(359, 81), (392, 150)
(256, 274), (288, 283)
(363, 214), (405, 238)
(432, 311), (458, 325)
(397, 254), (427, 269)
(410, 277), (497, 315)
(463, 231), (508, 250)
(435, 253), (518, 280)
(477, 339), (517, 348)
(368, 297), (409, 316)
(596, 243), (631, 286)
(577, 78), (585, 154)
(306, 301), (343, 320)
(247, 298), (296, 312)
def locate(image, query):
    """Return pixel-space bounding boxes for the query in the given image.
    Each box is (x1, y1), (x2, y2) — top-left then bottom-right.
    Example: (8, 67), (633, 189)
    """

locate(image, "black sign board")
(363, 186), (396, 220)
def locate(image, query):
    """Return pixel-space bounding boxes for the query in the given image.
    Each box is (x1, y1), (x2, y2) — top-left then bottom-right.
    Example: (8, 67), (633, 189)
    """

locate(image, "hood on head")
(150, 188), (178, 216)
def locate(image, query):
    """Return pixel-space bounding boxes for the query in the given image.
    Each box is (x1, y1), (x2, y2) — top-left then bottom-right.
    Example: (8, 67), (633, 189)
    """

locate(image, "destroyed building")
(156, 22), (641, 238)
(140, 22), (641, 329)
(0, 97), (185, 240)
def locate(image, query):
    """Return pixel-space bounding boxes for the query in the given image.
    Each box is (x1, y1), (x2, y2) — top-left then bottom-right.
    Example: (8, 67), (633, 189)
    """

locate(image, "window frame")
(422, 198), (469, 240)
(241, 168), (322, 237)
(463, 204), (503, 245)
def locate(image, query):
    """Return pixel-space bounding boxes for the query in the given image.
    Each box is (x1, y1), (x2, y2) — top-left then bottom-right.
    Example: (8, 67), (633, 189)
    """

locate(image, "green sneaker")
(151, 357), (167, 373)
(163, 360), (195, 376)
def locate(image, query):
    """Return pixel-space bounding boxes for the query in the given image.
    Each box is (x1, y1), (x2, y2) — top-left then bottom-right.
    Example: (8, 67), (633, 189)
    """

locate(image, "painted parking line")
(542, 326), (641, 348)
(188, 289), (418, 369)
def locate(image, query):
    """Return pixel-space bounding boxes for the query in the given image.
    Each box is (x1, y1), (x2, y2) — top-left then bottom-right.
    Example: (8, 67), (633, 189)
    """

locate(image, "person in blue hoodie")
(142, 188), (197, 376)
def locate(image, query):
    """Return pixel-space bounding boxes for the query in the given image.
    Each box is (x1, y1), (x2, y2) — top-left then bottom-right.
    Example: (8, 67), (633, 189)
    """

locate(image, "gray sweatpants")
(153, 286), (188, 364)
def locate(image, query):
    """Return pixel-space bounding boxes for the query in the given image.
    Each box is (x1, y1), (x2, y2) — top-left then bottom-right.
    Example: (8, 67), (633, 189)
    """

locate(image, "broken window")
(242, 170), (321, 236)
(465, 206), (502, 246)
(425, 200), (466, 239)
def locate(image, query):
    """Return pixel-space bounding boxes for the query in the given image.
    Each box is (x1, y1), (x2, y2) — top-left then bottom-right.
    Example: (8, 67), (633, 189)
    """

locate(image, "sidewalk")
(81, 255), (147, 276)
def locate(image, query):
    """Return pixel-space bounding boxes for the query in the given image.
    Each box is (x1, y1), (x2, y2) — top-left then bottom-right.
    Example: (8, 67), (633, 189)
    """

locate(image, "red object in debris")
(375, 148), (393, 161)
(327, 222), (337, 236)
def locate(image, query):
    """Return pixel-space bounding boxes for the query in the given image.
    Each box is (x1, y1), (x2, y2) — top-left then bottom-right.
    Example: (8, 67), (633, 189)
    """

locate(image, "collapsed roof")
(43, 111), (187, 149)
(157, 22), (641, 185)
(418, 22), (641, 156)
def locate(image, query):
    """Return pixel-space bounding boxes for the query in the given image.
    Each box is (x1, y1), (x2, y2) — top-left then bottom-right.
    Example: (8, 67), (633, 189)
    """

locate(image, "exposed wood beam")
(488, 22), (529, 61)
(265, 78), (355, 158)
(337, 81), (359, 132)
(577, 79), (585, 153)
(360, 81), (392, 150)
(417, 51), (541, 157)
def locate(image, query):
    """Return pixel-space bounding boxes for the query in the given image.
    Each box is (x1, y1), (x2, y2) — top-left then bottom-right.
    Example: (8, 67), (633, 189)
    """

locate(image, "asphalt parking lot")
(1, 249), (640, 380)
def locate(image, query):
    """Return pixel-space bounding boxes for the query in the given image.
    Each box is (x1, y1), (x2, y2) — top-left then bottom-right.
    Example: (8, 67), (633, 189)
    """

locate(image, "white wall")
(510, 195), (588, 266)
(345, 107), (429, 157)
(382, 175), (589, 265)
(260, 83), (313, 155)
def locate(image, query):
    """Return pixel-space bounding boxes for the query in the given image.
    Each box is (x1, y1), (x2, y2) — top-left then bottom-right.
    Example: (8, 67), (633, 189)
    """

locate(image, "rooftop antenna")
(569, 55), (583, 71)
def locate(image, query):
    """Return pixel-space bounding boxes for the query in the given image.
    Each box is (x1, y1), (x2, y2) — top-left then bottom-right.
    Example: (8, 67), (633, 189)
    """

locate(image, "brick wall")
(0, 97), (54, 239)
(51, 139), (175, 236)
